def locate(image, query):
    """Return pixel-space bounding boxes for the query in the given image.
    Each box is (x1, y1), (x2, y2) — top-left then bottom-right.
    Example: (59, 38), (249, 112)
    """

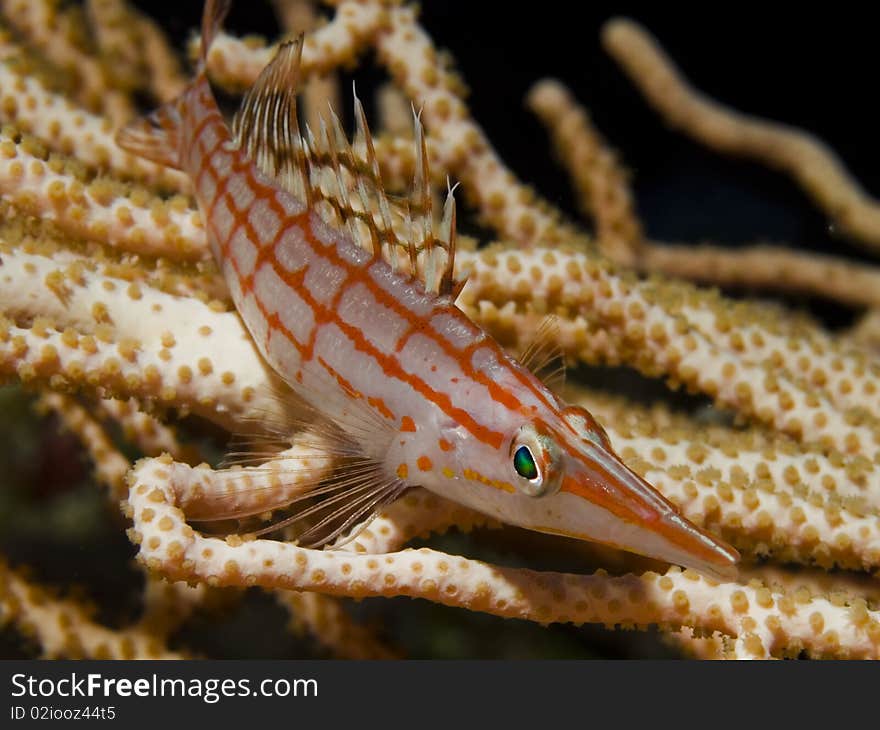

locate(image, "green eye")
(513, 445), (539, 481)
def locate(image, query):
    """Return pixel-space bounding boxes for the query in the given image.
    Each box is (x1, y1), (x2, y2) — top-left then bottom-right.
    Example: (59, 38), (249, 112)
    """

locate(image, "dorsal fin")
(232, 37), (310, 201)
(351, 95), (397, 261)
(230, 36), (461, 297)
(519, 316), (566, 391)
(320, 95), (460, 297)
(437, 180), (460, 298)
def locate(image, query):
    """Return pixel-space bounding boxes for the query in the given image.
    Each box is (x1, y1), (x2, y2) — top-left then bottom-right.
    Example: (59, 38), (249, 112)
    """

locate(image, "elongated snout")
(540, 441), (739, 582)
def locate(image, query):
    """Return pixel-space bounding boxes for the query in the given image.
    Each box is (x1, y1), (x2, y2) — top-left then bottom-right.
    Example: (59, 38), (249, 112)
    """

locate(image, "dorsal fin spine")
(232, 37), (305, 190)
(322, 115), (363, 248)
(301, 121), (319, 207)
(330, 102), (381, 259)
(227, 32), (460, 297)
(353, 95), (396, 243)
(439, 187), (458, 297)
(401, 199), (417, 275)
(412, 109), (436, 291)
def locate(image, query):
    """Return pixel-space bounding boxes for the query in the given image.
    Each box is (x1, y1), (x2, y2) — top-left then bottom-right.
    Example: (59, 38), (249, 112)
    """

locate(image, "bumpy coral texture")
(2, 0), (880, 659)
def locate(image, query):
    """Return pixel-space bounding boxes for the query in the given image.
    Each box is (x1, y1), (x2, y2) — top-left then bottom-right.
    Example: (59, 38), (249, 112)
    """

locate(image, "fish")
(116, 0), (739, 581)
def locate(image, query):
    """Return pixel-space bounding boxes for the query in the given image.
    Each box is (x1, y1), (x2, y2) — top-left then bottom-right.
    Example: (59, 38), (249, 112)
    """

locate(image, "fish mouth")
(541, 443), (739, 582)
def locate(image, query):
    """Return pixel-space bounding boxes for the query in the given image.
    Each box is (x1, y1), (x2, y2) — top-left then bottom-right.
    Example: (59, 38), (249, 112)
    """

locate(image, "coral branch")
(276, 590), (399, 659)
(375, 5), (579, 246)
(639, 242), (880, 309)
(125, 456), (880, 659)
(0, 56), (186, 190)
(459, 247), (880, 457)
(36, 391), (130, 498)
(527, 78), (880, 308)
(0, 246), (281, 429)
(0, 127), (204, 260)
(527, 79), (643, 263)
(0, 558), (184, 659)
(0, 0), (133, 123)
(603, 18), (880, 252)
(203, 0), (390, 89)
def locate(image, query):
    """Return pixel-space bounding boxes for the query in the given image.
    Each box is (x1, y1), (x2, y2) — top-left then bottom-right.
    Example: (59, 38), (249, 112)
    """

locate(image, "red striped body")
(117, 5), (739, 582)
(179, 78), (561, 474)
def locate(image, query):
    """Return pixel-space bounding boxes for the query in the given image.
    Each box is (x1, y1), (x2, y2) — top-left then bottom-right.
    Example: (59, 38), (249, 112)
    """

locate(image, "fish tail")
(200, 0), (232, 70)
(115, 100), (185, 170)
(115, 0), (231, 169)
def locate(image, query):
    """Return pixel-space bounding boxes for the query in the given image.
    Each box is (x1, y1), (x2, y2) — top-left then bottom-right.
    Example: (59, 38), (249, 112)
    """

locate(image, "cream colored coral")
(639, 242), (880, 310)
(375, 5), (579, 247)
(94, 397), (200, 464)
(0, 57), (185, 190)
(458, 248), (880, 457)
(135, 11), (188, 102)
(125, 456), (880, 659)
(526, 77), (880, 308)
(203, 0), (391, 89)
(0, 246), (281, 429)
(0, 127), (204, 259)
(81, 0), (187, 103)
(0, 558), (184, 659)
(138, 577), (209, 640)
(847, 309), (880, 354)
(0, 0), (133, 123)
(527, 79), (643, 263)
(86, 0), (146, 92)
(36, 391), (131, 497)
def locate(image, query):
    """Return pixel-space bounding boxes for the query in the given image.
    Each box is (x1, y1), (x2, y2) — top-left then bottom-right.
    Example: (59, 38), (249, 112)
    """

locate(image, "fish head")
(480, 403), (740, 582)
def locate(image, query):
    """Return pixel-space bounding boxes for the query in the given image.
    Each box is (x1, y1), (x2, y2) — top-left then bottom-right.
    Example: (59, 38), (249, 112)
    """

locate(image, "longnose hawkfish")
(116, 0), (739, 581)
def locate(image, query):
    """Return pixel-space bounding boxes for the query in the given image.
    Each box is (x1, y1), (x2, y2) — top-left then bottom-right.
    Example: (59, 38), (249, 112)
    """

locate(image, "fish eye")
(510, 423), (563, 498)
(513, 445), (539, 481)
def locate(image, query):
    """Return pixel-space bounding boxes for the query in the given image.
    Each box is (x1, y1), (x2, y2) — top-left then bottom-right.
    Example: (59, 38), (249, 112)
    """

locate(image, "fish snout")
(556, 444), (740, 582)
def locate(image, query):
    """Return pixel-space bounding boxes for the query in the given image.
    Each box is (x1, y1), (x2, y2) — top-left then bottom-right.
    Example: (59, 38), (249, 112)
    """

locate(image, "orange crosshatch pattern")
(113, 0), (738, 585)
(13, 0), (880, 659)
(185, 77), (563, 452)
(175, 64), (729, 565)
